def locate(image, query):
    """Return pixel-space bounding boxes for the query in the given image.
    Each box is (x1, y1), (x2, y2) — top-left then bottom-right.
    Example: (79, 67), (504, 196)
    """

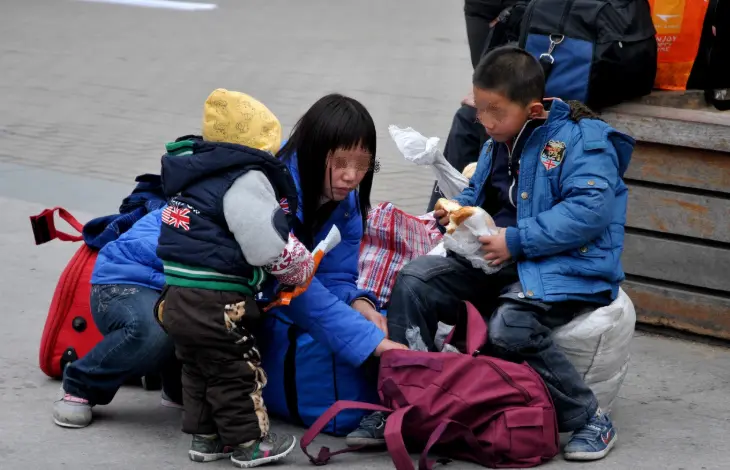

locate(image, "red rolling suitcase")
(31, 207), (103, 379)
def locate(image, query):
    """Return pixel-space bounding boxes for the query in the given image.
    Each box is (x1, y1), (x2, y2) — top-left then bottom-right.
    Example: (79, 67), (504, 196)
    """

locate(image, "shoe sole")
(230, 437), (297, 468)
(345, 437), (386, 448)
(53, 417), (91, 429)
(564, 435), (617, 461)
(189, 450), (233, 462)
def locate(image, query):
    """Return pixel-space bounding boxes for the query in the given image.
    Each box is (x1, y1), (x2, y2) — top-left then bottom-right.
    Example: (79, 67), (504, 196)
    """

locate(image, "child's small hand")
(265, 234), (315, 286)
(374, 339), (409, 357)
(434, 209), (450, 227)
(479, 228), (511, 266)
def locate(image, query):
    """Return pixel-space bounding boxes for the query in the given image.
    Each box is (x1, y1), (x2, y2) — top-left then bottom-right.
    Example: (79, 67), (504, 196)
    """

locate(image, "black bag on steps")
(687, 0), (730, 111)
(517, 0), (658, 110)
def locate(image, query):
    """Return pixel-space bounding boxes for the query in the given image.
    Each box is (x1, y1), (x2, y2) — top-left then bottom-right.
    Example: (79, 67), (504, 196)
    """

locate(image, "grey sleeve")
(222, 171), (289, 267)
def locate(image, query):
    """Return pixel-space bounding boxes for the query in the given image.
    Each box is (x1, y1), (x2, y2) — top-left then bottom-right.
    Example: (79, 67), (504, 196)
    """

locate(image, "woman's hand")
(352, 299), (388, 337)
(374, 338), (409, 356)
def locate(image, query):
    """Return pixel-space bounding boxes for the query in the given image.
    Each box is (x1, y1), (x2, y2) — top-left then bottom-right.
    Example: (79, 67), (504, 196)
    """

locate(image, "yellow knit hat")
(202, 88), (282, 154)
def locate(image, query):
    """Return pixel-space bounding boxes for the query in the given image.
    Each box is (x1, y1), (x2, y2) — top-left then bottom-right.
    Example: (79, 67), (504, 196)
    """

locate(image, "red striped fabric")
(357, 203), (443, 307)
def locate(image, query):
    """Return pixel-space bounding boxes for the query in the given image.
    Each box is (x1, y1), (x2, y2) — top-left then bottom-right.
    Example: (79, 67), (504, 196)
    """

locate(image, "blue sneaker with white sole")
(563, 409), (617, 461)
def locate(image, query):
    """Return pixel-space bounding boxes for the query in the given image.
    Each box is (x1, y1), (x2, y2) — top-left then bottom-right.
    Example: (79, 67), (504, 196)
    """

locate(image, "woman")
(259, 94), (406, 434)
(54, 93), (403, 433)
(53, 208), (182, 429)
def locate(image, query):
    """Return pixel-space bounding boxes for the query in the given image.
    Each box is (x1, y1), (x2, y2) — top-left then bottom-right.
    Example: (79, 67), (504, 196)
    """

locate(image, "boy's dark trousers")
(386, 254), (600, 433)
(160, 285), (268, 446)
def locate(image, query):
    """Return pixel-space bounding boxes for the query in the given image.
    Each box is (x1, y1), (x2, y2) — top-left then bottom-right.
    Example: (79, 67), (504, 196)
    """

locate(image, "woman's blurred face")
(323, 146), (372, 202)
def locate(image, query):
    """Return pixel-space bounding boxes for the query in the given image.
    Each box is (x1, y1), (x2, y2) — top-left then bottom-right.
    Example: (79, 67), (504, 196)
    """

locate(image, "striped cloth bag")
(358, 202), (443, 307)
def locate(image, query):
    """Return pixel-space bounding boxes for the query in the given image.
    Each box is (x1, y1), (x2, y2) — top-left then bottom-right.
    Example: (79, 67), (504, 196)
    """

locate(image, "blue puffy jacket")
(262, 153), (384, 366)
(455, 100), (634, 304)
(91, 208), (165, 291)
(259, 153), (384, 435)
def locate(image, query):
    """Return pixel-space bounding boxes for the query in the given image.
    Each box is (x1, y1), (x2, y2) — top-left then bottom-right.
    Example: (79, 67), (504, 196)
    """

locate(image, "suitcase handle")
(30, 207), (84, 245)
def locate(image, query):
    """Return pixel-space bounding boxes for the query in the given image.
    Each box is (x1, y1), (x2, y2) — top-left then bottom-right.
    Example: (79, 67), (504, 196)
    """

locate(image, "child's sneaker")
(189, 434), (232, 462)
(563, 409), (617, 461)
(53, 392), (93, 428)
(230, 432), (296, 468)
(345, 411), (387, 447)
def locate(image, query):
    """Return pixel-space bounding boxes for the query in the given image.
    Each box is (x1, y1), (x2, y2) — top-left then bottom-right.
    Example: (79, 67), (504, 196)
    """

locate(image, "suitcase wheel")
(72, 316), (87, 332)
(60, 347), (79, 372)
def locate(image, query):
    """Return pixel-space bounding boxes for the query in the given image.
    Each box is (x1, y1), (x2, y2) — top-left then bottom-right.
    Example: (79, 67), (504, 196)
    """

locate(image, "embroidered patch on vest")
(279, 197), (290, 214)
(540, 140), (566, 171)
(162, 206), (191, 231)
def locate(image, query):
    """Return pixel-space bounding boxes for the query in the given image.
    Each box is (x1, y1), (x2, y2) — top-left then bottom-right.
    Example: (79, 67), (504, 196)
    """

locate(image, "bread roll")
(435, 198), (486, 234)
(434, 198), (462, 214)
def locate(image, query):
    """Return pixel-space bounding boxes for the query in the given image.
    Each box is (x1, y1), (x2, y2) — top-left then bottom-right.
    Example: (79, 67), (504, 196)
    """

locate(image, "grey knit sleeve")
(222, 170), (289, 267)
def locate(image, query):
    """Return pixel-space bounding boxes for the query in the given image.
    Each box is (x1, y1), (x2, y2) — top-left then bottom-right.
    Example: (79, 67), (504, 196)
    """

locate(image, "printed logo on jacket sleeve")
(162, 206), (191, 231)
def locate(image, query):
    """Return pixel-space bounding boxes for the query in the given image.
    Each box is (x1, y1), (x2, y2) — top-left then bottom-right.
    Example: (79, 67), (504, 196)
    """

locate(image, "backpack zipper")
(482, 357), (532, 402)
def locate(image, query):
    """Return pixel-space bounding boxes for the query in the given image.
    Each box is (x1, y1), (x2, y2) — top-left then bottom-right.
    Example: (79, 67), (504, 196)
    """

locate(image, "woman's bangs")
(326, 105), (377, 157)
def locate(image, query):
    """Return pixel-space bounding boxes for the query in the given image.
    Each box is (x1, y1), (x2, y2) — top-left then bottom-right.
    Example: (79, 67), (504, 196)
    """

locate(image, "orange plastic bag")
(649, 0), (710, 90)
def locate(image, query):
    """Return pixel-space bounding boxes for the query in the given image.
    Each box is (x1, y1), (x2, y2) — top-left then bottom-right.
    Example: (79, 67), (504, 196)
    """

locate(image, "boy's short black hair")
(473, 45), (546, 106)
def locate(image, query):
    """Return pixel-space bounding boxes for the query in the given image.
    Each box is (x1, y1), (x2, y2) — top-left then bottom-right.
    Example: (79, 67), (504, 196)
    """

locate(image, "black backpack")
(687, 0), (730, 110)
(517, 0), (658, 110)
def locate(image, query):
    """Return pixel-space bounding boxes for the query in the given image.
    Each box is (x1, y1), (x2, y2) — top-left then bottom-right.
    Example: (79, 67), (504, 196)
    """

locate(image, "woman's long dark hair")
(278, 93), (377, 244)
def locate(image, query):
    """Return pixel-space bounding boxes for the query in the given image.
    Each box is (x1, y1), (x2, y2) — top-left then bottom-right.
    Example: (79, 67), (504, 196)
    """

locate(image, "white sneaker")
(53, 392), (93, 428)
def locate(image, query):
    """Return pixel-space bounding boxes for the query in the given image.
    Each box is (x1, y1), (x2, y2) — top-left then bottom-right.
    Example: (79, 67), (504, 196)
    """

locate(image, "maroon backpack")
(301, 302), (560, 469)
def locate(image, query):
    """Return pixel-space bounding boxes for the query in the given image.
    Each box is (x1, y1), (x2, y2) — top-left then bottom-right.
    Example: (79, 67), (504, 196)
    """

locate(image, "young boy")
(157, 89), (315, 467)
(347, 46), (634, 461)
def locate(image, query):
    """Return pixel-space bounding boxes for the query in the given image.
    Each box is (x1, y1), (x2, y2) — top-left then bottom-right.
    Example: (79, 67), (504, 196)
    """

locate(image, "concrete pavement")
(1, 0), (472, 215)
(1, 1), (730, 469)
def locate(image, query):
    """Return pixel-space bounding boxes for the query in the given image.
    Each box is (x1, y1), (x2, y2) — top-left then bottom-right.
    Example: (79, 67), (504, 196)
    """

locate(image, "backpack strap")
(464, 302), (488, 356)
(300, 400), (392, 465)
(418, 419), (496, 470)
(383, 405), (419, 470)
(29, 207), (84, 245)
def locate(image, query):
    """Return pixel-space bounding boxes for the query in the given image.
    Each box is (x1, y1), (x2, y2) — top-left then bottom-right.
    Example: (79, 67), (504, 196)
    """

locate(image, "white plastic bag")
(552, 288), (636, 413)
(434, 288), (636, 413)
(427, 242), (447, 257)
(441, 207), (504, 274)
(388, 125), (469, 199)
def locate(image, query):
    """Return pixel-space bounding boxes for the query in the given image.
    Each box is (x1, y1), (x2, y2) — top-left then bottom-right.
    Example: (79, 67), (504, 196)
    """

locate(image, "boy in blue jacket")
(347, 46), (634, 461)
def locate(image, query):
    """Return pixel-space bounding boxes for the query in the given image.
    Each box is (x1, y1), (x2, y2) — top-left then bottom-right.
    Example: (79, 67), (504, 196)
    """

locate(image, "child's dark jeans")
(386, 254), (601, 432)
